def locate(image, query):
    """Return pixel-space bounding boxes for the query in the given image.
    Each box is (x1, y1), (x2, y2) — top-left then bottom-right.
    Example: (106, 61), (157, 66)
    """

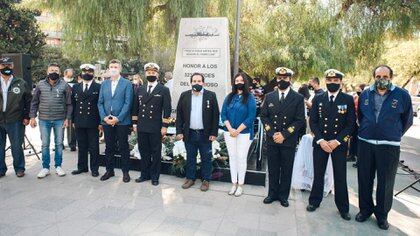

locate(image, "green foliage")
(0, 0), (45, 59)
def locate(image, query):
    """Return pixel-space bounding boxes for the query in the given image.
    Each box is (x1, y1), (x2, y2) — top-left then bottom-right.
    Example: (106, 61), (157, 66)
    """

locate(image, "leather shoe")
(100, 171), (115, 181)
(306, 204), (318, 212)
(91, 171), (99, 177)
(123, 172), (130, 183)
(279, 199), (289, 207)
(16, 171), (25, 178)
(135, 176), (150, 183)
(182, 179), (195, 189)
(263, 196), (275, 204)
(340, 212), (351, 221)
(355, 212), (370, 222)
(200, 180), (209, 191)
(151, 180), (159, 186)
(70, 147), (77, 152)
(71, 169), (88, 175)
(0, 172), (5, 178)
(377, 219), (389, 230)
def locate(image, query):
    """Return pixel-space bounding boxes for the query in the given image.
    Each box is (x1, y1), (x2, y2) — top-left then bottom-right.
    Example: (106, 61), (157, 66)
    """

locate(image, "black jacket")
(132, 83), (171, 133)
(260, 89), (305, 147)
(0, 76), (32, 124)
(309, 91), (356, 146)
(176, 89), (220, 142)
(71, 81), (101, 128)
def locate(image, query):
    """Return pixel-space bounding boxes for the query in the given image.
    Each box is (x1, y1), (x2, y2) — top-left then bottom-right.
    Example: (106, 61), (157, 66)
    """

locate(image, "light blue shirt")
(190, 89), (204, 130)
(1, 75), (13, 112)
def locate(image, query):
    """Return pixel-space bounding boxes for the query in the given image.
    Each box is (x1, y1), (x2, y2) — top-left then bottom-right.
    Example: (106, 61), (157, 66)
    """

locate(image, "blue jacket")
(358, 85), (413, 143)
(221, 93), (257, 140)
(98, 77), (133, 125)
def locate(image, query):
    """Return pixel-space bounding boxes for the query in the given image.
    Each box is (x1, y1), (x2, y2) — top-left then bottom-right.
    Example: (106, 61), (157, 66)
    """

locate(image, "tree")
(0, 0), (45, 59)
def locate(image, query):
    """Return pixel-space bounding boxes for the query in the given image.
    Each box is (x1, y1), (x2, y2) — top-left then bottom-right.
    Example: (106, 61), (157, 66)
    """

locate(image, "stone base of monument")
(98, 154), (266, 186)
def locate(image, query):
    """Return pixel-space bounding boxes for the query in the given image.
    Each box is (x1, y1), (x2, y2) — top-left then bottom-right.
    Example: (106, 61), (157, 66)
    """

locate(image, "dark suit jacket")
(175, 89), (220, 142)
(132, 83), (171, 133)
(309, 91), (356, 147)
(71, 81), (101, 128)
(260, 89), (305, 147)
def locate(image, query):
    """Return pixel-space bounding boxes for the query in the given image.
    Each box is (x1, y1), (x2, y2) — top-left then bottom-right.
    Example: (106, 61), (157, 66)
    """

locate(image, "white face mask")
(109, 68), (119, 77)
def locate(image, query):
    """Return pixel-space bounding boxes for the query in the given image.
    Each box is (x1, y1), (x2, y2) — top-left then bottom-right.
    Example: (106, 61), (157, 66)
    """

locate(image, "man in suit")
(98, 59), (133, 183)
(175, 73), (220, 191)
(260, 67), (305, 207)
(306, 69), (356, 221)
(132, 63), (171, 186)
(71, 64), (101, 177)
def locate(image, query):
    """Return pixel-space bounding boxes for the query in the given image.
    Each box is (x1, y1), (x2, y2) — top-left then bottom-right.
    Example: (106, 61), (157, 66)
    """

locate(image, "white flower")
(173, 140), (187, 159)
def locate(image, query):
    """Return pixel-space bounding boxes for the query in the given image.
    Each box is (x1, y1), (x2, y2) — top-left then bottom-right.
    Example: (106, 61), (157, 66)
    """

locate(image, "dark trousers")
(103, 125), (130, 173)
(185, 130), (212, 181)
(0, 121), (25, 174)
(138, 131), (161, 181)
(75, 127), (99, 172)
(309, 145), (349, 213)
(267, 145), (295, 201)
(349, 125), (359, 157)
(63, 121), (77, 148)
(357, 140), (400, 220)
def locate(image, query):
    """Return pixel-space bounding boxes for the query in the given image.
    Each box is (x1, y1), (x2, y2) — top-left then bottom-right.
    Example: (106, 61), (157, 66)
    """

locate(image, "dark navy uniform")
(72, 81), (101, 173)
(260, 68), (305, 204)
(308, 70), (356, 215)
(132, 82), (171, 181)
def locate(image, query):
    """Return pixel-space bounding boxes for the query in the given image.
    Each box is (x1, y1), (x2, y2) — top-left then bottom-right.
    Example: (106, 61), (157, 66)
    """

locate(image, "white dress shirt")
(1, 75), (13, 112)
(82, 80), (93, 92)
(278, 87), (291, 101)
(111, 76), (121, 96)
(190, 89), (204, 130)
(146, 81), (158, 94)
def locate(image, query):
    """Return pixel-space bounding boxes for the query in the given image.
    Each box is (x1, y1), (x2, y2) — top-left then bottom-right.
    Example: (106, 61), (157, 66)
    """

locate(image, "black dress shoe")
(279, 199), (289, 207)
(100, 171), (115, 181)
(377, 219), (389, 230)
(71, 169), (88, 175)
(151, 180), (159, 186)
(340, 212), (351, 221)
(306, 204), (318, 212)
(0, 172), (5, 178)
(123, 173), (131, 183)
(91, 171), (99, 177)
(70, 147), (77, 152)
(355, 212), (370, 222)
(135, 176), (150, 183)
(263, 196), (275, 204)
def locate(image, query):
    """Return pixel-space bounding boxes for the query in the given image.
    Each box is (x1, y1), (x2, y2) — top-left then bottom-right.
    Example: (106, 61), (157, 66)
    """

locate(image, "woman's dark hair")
(227, 72), (250, 104)
(298, 84), (310, 100)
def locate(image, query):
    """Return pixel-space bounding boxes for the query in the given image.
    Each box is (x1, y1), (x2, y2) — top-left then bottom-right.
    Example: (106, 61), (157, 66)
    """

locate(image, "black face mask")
(146, 75), (157, 82)
(278, 80), (290, 90)
(308, 84), (314, 90)
(326, 83), (340, 93)
(192, 84), (203, 92)
(82, 73), (94, 81)
(235, 83), (245, 91)
(0, 67), (13, 76)
(48, 72), (60, 81)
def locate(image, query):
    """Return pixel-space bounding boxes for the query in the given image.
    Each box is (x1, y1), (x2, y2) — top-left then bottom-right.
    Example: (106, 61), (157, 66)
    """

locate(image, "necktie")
(84, 84), (88, 93)
(280, 92), (285, 103)
(147, 85), (152, 94)
(329, 95), (334, 107)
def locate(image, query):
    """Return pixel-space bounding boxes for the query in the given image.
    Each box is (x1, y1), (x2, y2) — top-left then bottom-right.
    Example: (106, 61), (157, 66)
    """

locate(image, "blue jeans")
(39, 119), (64, 169)
(185, 130), (212, 181)
(0, 121), (25, 174)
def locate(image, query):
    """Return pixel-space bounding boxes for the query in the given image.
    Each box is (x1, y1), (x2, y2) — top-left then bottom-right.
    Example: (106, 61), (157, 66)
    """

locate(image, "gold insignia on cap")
(265, 124), (271, 131)
(287, 126), (295, 133)
(279, 68), (286, 74)
(328, 71), (336, 77)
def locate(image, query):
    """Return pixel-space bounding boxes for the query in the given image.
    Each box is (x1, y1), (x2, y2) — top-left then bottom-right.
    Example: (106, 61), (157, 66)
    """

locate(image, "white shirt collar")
(327, 91), (339, 101)
(278, 86), (290, 99)
(1, 74), (13, 82)
(111, 76), (121, 83)
(83, 80), (93, 87)
(147, 81), (158, 88)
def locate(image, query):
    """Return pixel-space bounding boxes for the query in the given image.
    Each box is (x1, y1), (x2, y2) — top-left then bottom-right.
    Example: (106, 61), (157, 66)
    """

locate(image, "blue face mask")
(374, 78), (392, 90)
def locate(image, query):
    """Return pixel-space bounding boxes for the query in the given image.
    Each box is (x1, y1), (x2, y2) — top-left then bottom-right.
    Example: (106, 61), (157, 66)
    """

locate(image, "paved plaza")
(0, 119), (419, 236)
